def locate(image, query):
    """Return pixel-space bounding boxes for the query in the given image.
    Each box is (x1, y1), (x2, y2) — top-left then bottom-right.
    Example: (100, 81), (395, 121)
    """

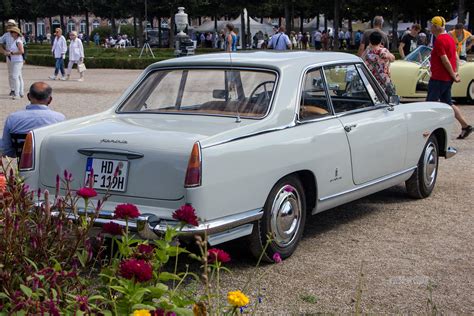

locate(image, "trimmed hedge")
(25, 54), (168, 69)
(2, 45), (220, 69)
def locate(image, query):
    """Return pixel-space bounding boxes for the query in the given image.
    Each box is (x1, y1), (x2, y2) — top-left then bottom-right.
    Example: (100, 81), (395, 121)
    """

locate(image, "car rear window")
(118, 68), (277, 118)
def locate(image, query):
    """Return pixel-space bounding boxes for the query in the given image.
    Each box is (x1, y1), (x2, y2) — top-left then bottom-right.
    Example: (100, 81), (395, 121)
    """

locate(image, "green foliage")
(0, 165), (278, 315)
(91, 26), (113, 42)
(300, 294), (318, 304)
(118, 24), (135, 37)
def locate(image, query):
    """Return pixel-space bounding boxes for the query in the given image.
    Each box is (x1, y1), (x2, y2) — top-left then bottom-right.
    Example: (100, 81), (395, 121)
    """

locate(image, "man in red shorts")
(427, 16), (472, 139)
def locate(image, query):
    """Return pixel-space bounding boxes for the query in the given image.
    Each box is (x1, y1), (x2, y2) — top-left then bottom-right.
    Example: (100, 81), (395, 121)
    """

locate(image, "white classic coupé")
(20, 51), (457, 260)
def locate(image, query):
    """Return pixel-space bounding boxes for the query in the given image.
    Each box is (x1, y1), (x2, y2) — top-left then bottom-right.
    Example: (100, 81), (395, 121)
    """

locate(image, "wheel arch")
(274, 170), (317, 215)
(432, 128), (447, 157)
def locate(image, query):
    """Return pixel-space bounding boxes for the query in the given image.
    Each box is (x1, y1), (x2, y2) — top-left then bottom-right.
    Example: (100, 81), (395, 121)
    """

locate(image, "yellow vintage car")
(391, 46), (474, 101)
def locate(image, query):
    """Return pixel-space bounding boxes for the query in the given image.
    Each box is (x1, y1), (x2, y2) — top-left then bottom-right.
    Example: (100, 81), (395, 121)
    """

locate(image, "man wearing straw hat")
(0, 19), (20, 97)
(427, 16), (472, 139)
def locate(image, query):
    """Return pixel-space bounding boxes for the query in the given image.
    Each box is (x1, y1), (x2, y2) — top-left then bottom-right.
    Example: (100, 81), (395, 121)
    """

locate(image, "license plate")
(85, 158), (129, 192)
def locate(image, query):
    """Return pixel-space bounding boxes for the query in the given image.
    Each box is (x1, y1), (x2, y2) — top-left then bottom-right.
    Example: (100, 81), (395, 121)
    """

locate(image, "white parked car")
(20, 51), (457, 260)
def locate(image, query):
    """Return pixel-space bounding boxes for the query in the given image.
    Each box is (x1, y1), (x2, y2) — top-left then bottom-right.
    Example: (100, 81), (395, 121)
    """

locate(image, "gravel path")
(1, 63), (473, 314)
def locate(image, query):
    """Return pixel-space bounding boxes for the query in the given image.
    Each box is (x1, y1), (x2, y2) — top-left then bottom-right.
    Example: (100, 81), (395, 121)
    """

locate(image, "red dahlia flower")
(153, 309), (176, 316)
(114, 203), (141, 219)
(76, 187), (98, 199)
(102, 222), (123, 236)
(172, 204), (199, 226)
(207, 248), (231, 264)
(137, 244), (154, 255)
(119, 259), (153, 282)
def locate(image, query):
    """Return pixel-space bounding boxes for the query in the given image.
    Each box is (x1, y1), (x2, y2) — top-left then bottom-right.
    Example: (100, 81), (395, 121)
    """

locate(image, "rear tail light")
(19, 132), (34, 170)
(184, 142), (201, 187)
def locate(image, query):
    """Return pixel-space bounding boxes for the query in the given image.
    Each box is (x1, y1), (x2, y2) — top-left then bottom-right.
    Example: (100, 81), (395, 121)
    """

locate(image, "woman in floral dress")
(362, 31), (396, 96)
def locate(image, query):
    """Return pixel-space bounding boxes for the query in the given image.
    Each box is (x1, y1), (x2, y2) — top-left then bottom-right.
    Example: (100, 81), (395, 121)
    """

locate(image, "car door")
(323, 63), (407, 185)
(296, 67), (353, 200)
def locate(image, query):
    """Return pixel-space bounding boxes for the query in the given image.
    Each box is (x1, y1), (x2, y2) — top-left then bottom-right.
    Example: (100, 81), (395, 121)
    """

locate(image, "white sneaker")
(49, 75), (57, 80)
(60, 77), (66, 81)
(78, 78), (84, 82)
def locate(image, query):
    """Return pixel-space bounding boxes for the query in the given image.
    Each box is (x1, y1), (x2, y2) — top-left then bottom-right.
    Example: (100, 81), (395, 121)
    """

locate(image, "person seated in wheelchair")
(1, 82), (65, 158)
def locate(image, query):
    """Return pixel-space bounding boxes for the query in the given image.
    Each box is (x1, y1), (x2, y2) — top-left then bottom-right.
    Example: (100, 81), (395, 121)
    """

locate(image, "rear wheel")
(249, 175), (306, 262)
(405, 135), (439, 199)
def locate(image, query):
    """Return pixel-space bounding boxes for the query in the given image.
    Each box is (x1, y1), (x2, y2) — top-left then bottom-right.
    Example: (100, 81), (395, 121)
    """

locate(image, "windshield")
(405, 45), (432, 65)
(118, 68), (277, 118)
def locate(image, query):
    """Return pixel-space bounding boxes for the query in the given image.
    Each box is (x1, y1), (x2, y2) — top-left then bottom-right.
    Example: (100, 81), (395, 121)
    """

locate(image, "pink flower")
(153, 309), (176, 316)
(208, 248), (231, 264)
(102, 222), (123, 236)
(172, 204), (199, 226)
(134, 244), (155, 260)
(119, 259), (153, 282)
(283, 185), (294, 193)
(137, 244), (154, 255)
(76, 187), (98, 199)
(272, 252), (282, 263)
(114, 203), (140, 219)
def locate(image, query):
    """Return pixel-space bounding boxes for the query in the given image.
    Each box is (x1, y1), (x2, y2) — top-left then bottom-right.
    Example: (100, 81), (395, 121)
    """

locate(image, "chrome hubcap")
(270, 185), (302, 247)
(423, 142), (438, 188)
(469, 82), (474, 99)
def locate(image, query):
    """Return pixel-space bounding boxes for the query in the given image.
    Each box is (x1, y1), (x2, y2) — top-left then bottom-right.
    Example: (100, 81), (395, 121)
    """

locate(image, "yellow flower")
(227, 290), (250, 307)
(133, 310), (151, 316)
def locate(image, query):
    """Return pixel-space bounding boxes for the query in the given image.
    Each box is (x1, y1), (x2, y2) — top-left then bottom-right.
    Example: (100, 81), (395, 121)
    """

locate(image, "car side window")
(323, 64), (374, 113)
(299, 68), (332, 121)
(356, 64), (386, 105)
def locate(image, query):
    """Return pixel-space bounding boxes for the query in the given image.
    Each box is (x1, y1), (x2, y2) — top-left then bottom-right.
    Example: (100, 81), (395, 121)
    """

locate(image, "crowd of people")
(0, 14), (472, 157)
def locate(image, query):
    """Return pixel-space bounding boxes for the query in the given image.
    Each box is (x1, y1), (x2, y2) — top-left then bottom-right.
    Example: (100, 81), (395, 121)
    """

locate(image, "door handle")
(344, 124), (357, 132)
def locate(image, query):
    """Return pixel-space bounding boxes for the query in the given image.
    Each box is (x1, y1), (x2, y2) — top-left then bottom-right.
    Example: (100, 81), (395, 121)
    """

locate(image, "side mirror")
(212, 89), (227, 100)
(389, 95), (400, 106)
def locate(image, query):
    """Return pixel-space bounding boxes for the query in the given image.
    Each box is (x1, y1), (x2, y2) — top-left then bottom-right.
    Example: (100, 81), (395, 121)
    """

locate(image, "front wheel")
(249, 175), (306, 262)
(405, 135), (439, 199)
(467, 80), (474, 103)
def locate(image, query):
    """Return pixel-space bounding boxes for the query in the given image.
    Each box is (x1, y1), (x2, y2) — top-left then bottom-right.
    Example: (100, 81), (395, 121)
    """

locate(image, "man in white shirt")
(0, 19), (19, 96)
(344, 29), (352, 49)
(49, 28), (67, 81)
(268, 26), (292, 51)
(338, 30), (345, 49)
(313, 29), (322, 50)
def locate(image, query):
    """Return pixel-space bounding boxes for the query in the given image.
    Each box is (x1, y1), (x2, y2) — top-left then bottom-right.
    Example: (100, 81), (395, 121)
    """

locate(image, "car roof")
(151, 51), (362, 72)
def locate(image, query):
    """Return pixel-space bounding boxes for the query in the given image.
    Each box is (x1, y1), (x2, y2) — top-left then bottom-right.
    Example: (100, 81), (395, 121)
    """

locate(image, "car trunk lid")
(39, 115), (249, 200)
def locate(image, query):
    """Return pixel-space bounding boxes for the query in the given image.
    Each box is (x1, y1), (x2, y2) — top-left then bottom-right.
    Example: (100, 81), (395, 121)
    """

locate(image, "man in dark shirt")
(398, 24), (421, 58)
(427, 16), (471, 139)
(358, 16), (389, 56)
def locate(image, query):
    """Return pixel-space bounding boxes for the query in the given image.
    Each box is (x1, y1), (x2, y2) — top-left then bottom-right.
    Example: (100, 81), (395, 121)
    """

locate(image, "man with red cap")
(427, 16), (471, 139)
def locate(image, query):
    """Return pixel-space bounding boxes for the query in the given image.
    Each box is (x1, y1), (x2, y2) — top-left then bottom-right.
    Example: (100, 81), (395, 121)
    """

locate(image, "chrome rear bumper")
(73, 208), (263, 245)
(445, 146), (457, 159)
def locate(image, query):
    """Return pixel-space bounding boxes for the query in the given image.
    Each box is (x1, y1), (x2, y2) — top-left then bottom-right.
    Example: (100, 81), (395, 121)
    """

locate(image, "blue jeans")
(54, 57), (65, 76)
(426, 79), (453, 105)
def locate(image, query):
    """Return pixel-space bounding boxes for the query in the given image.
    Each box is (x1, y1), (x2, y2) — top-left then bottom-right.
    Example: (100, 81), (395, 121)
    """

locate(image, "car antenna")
(229, 46), (241, 123)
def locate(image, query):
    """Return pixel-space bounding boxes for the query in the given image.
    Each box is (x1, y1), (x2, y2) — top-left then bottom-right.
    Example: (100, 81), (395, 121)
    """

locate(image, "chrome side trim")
(207, 224), (254, 246)
(445, 146), (457, 159)
(319, 166), (417, 202)
(78, 148), (144, 159)
(202, 123), (295, 149)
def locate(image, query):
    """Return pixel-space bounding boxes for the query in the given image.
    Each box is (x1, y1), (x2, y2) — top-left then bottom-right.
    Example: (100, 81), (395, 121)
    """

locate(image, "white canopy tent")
(194, 19), (229, 33)
(446, 13), (470, 26)
(230, 15), (274, 36)
(303, 15), (327, 32)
